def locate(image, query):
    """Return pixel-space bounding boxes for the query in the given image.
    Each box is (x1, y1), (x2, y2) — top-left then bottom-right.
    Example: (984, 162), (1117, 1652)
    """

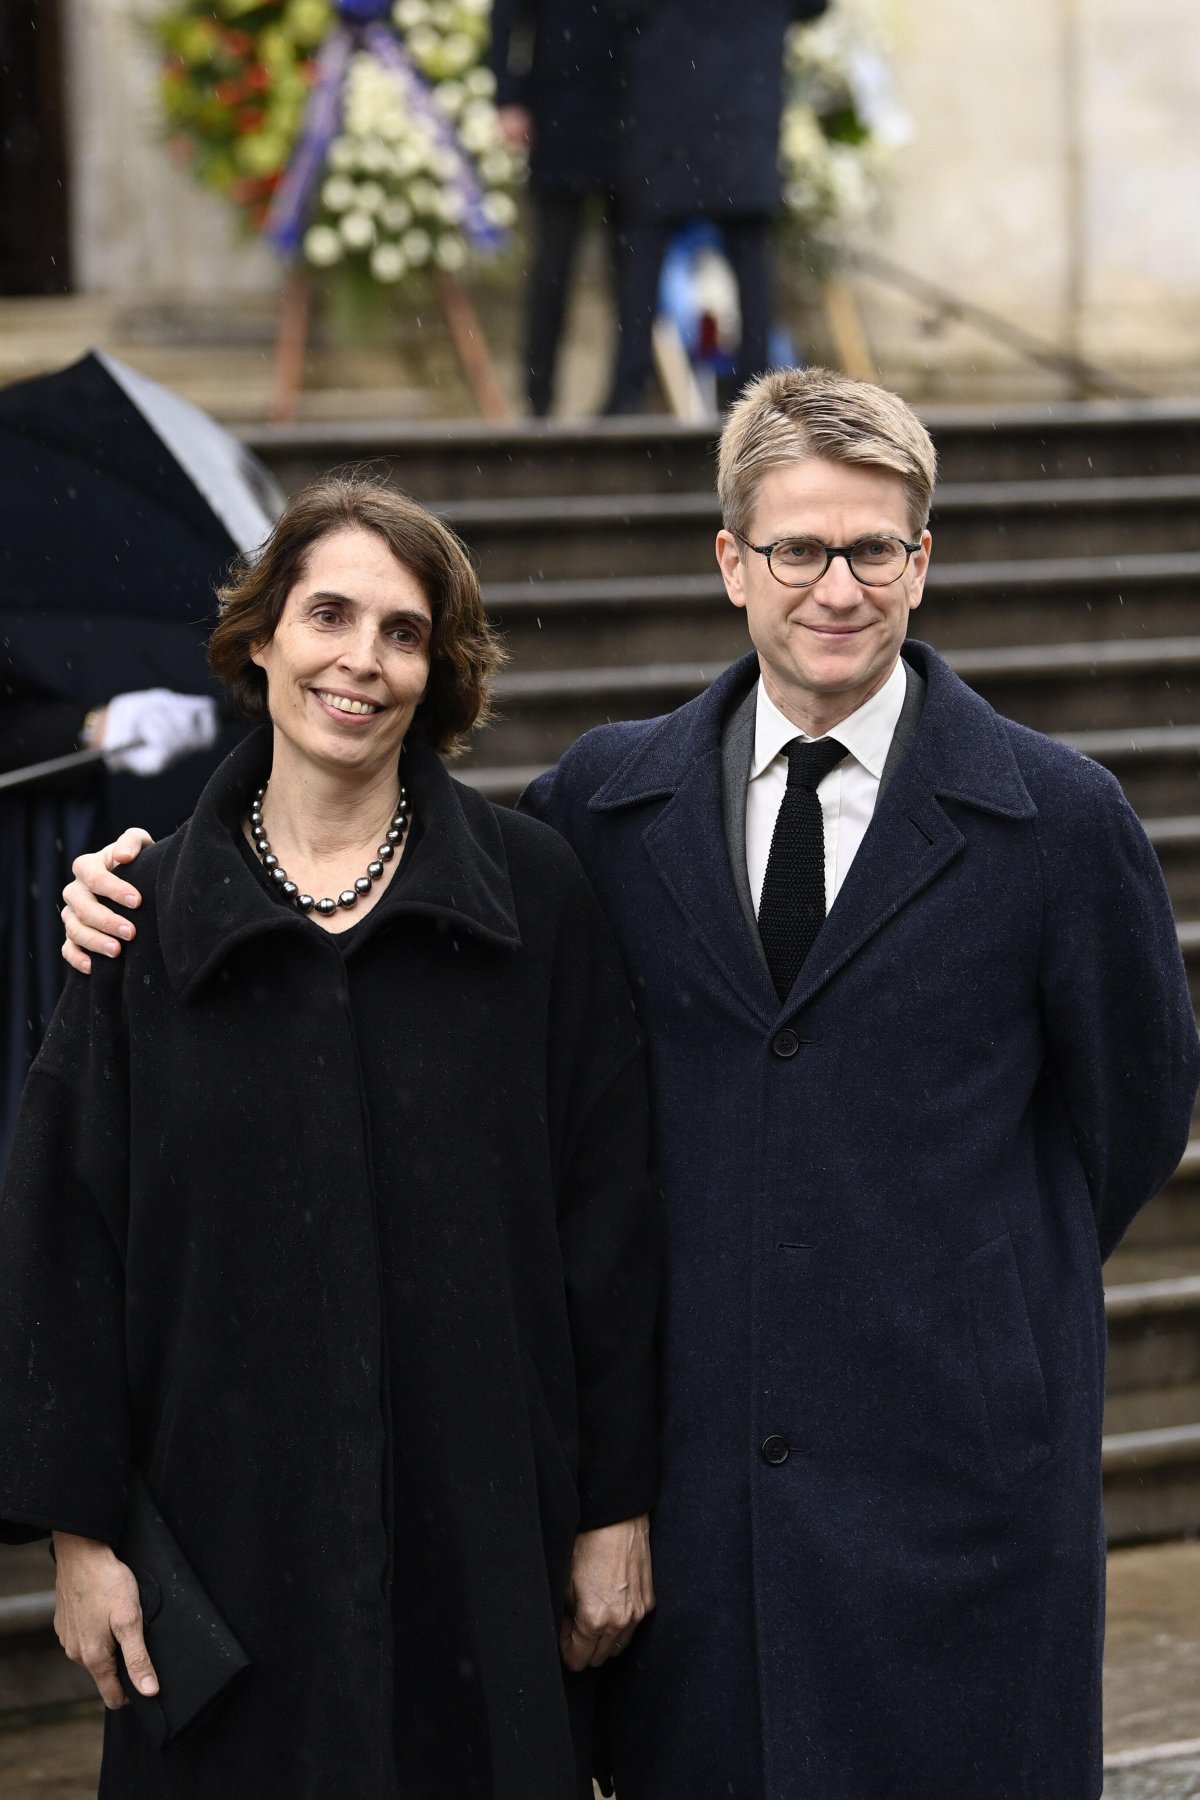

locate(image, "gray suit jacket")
(720, 657), (927, 958)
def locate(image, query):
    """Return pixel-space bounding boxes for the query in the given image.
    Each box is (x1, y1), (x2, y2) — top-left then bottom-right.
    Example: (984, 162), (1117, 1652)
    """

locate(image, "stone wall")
(864, 0), (1200, 395)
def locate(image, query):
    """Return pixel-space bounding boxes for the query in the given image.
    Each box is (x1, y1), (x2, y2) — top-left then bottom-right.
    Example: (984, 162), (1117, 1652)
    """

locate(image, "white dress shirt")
(747, 658), (908, 916)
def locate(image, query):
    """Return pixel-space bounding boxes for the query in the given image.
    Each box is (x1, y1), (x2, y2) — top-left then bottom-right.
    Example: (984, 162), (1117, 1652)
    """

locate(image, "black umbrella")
(0, 350), (284, 1172)
(0, 349), (281, 747)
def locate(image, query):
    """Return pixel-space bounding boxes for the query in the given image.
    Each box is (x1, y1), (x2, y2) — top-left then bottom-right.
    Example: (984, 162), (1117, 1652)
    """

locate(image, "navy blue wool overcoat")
(614, 0), (828, 219)
(522, 642), (1200, 1800)
(488, 0), (625, 196)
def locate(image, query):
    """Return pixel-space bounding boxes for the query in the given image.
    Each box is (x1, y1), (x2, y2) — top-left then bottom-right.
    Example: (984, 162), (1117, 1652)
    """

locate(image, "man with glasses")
(59, 368), (1199, 1799)
(522, 366), (1198, 1799)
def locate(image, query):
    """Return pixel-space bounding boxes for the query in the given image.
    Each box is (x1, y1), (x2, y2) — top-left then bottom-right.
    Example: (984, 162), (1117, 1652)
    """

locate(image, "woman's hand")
(52, 1531), (159, 1708)
(560, 1514), (654, 1671)
(60, 828), (155, 973)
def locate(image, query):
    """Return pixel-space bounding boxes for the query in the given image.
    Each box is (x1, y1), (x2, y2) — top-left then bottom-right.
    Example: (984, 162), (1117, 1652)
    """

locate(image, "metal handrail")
(850, 248), (1148, 403)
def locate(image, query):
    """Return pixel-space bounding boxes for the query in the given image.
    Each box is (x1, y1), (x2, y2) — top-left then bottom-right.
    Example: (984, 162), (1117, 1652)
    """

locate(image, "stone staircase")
(5, 398), (1200, 1721)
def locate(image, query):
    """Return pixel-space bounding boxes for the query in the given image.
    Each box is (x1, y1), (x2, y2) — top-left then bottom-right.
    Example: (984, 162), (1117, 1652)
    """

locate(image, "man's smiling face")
(716, 456), (932, 734)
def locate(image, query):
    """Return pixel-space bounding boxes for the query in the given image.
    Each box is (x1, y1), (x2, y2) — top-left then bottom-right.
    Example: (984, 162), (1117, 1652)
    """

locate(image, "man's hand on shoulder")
(61, 828), (155, 974)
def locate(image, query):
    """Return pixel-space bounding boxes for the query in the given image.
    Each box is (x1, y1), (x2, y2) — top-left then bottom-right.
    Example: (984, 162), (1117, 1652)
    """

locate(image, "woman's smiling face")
(250, 525), (433, 779)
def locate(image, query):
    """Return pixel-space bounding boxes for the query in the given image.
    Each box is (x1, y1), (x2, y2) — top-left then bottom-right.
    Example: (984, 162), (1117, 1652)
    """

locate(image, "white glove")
(100, 689), (220, 777)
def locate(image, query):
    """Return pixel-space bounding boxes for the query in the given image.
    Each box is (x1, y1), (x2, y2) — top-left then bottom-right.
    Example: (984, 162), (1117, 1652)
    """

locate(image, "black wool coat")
(615, 0), (828, 220)
(522, 643), (1200, 1800)
(0, 728), (658, 1800)
(488, 0), (626, 196)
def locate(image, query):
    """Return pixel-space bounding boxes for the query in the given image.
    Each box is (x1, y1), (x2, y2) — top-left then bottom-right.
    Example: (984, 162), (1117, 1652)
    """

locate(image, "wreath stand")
(270, 267), (512, 425)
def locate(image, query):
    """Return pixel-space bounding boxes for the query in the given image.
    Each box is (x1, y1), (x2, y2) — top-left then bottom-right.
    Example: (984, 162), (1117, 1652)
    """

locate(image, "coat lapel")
(642, 745), (780, 1026)
(782, 642), (1037, 1018)
(591, 653), (778, 1024)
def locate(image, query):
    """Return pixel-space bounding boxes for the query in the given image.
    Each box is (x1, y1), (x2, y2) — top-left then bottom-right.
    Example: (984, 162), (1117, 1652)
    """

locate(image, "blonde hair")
(717, 367), (938, 540)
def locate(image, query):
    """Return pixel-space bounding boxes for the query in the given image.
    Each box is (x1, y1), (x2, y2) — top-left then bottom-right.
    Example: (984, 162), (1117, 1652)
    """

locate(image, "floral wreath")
(157, 0), (521, 290)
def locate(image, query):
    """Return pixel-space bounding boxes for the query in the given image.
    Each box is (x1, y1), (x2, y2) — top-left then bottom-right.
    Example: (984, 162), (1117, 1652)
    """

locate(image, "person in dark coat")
(2, 476), (659, 1799)
(60, 372), (1200, 1799)
(605, 0), (828, 412)
(489, 0), (626, 415)
(515, 370), (1200, 1797)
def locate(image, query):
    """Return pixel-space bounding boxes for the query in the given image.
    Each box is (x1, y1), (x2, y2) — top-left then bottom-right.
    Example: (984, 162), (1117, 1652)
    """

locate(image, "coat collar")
(586, 642), (1037, 1026)
(157, 728), (522, 1000)
(588, 643), (1036, 821)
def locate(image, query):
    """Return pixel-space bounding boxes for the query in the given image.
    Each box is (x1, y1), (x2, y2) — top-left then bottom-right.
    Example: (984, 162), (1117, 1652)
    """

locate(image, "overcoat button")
(771, 1029), (800, 1059)
(761, 1435), (790, 1466)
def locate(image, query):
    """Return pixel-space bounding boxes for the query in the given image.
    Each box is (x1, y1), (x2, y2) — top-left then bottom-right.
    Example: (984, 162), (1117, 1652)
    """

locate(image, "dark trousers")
(607, 214), (776, 412)
(523, 190), (617, 416)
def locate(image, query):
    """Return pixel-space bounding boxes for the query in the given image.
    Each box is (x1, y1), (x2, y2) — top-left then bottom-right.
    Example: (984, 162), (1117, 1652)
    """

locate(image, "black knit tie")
(757, 737), (848, 1001)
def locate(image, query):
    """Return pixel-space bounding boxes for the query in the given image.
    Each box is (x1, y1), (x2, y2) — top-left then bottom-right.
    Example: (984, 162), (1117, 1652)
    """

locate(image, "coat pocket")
(965, 1234), (1052, 1484)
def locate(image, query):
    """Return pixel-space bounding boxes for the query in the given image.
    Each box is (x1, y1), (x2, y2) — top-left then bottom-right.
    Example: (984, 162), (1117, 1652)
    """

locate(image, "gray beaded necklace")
(248, 781), (410, 917)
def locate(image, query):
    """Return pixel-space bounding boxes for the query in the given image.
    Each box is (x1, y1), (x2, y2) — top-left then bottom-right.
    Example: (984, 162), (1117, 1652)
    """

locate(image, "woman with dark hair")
(0, 476), (658, 1799)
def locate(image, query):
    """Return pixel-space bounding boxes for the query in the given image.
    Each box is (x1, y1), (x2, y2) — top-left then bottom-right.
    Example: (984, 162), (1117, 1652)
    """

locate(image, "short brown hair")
(717, 367), (938, 540)
(209, 473), (505, 756)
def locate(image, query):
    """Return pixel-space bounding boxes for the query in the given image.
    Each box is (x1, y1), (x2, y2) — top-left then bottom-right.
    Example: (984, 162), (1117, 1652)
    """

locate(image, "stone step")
(240, 400), (1200, 500)
(1144, 819), (1200, 913)
(1056, 727), (1200, 818)
(469, 636), (1200, 769)
(1105, 1274), (1200, 1414)
(424, 475), (1200, 583)
(1103, 1422), (1200, 1543)
(1124, 1143), (1200, 1251)
(484, 553), (1200, 671)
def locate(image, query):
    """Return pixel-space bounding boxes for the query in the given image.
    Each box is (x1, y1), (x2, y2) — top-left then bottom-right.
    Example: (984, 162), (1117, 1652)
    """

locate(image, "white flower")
(409, 178), (441, 215)
(339, 210), (376, 250)
(479, 150), (514, 185)
(356, 180), (386, 213)
(328, 136), (357, 173)
(436, 80), (466, 117)
(371, 242), (408, 282)
(437, 187), (466, 223)
(459, 116), (495, 155)
(381, 197), (413, 231)
(431, 148), (461, 181)
(394, 0), (430, 26)
(321, 174), (357, 213)
(303, 224), (343, 267)
(435, 233), (468, 271)
(465, 67), (496, 97)
(441, 32), (477, 73)
(409, 25), (440, 60)
(393, 142), (427, 178)
(401, 227), (433, 265)
(482, 191), (517, 229)
(357, 139), (389, 175)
